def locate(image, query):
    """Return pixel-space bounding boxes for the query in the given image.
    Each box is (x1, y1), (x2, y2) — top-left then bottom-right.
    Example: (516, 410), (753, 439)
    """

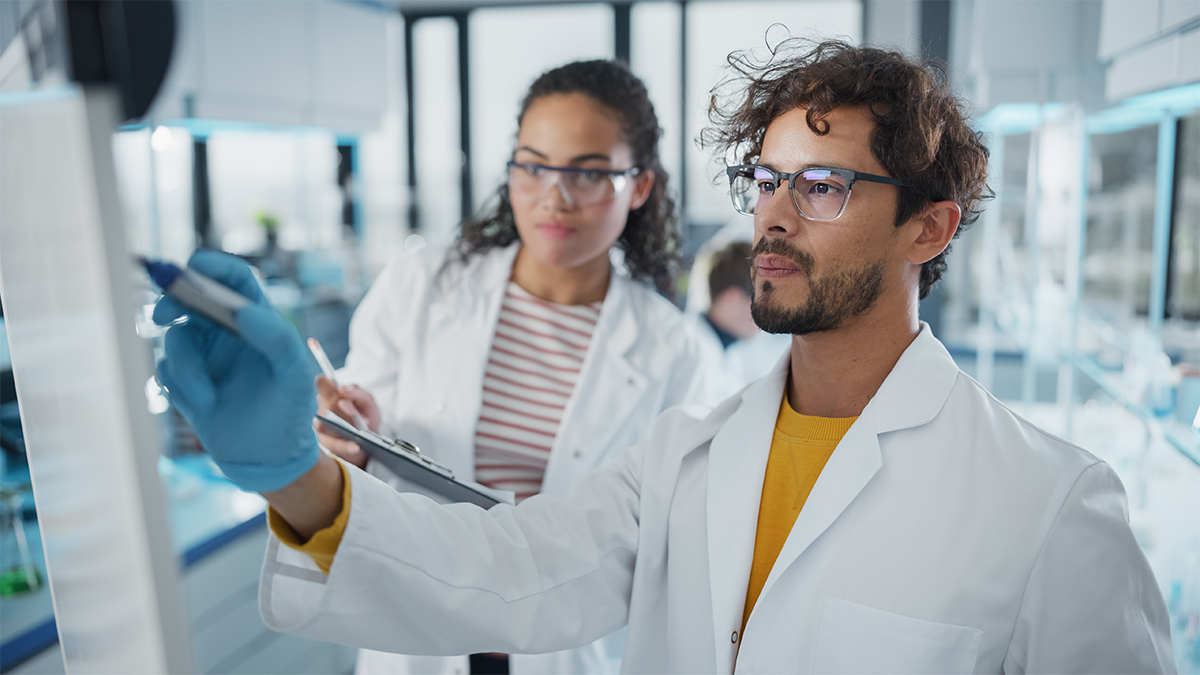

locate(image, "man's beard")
(750, 237), (885, 336)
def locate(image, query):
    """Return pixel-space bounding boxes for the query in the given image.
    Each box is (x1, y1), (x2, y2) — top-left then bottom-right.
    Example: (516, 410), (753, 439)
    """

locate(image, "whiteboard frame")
(0, 84), (191, 674)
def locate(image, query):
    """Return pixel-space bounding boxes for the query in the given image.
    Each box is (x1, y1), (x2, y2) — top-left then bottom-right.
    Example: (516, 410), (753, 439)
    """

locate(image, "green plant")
(255, 210), (280, 236)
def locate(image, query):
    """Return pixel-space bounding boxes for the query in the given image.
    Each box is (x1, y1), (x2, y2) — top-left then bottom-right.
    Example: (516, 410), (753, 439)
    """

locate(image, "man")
(701, 241), (758, 351)
(156, 40), (1173, 673)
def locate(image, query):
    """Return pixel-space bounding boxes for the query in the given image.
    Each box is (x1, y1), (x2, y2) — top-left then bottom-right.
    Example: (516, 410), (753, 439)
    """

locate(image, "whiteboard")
(0, 85), (191, 673)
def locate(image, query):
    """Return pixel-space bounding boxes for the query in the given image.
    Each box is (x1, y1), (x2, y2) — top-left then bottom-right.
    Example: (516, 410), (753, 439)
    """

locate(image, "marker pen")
(139, 257), (250, 335)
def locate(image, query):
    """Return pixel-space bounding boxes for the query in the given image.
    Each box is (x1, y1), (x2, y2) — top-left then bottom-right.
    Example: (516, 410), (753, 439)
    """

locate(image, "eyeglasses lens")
(509, 164), (625, 206)
(793, 169), (850, 221)
(729, 167), (851, 221)
(728, 168), (762, 214)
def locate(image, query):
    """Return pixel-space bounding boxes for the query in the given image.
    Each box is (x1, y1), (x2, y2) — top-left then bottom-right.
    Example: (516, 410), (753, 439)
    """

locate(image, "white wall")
(683, 0), (862, 224)
(468, 4), (615, 220)
(863, 0), (920, 54)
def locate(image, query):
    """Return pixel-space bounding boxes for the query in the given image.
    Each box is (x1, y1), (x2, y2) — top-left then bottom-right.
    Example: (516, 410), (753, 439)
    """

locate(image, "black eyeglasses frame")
(725, 164), (911, 221)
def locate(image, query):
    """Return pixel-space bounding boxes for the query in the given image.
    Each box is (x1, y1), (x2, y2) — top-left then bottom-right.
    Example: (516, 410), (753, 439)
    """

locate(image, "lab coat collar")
(596, 251), (640, 359)
(523, 246), (650, 475)
(579, 254), (649, 398)
(564, 260), (651, 433)
(463, 240), (642, 377)
(463, 243), (640, 359)
(865, 323), (960, 434)
(429, 242), (519, 316)
(470, 242), (521, 291)
(708, 324), (961, 664)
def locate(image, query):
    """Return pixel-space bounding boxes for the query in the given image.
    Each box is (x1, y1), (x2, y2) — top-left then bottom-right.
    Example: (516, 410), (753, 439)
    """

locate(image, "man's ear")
(906, 200), (961, 265)
(629, 169), (655, 211)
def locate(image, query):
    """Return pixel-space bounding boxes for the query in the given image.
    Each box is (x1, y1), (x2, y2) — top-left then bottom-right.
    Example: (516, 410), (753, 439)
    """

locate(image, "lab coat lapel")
(556, 273), (649, 466)
(751, 326), (960, 612)
(753, 409), (882, 609)
(429, 245), (516, 478)
(706, 356), (788, 671)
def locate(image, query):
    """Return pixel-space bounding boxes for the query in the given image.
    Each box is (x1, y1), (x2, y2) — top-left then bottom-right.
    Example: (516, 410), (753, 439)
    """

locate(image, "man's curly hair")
(703, 38), (992, 299)
(458, 60), (681, 296)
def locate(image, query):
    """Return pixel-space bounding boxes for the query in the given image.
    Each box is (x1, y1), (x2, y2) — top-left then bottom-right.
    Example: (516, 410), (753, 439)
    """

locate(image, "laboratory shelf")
(1073, 355), (1200, 468)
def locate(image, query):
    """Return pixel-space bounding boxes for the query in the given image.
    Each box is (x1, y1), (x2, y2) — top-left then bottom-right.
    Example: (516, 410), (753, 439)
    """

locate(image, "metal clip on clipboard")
(314, 412), (511, 508)
(349, 421), (453, 479)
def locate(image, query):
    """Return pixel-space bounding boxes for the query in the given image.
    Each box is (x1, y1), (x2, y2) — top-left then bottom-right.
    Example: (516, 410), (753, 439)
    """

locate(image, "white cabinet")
(151, 0), (389, 132)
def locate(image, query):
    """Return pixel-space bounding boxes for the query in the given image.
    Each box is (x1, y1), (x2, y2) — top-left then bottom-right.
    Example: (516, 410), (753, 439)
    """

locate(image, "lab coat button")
(573, 449), (582, 459)
(731, 630), (739, 643)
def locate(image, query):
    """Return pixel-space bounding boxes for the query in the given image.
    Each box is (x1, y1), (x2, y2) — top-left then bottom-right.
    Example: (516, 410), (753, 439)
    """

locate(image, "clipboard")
(315, 412), (513, 508)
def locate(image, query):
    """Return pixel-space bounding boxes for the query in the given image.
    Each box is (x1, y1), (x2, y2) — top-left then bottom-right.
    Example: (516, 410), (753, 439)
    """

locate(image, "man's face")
(749, 106), (904, 335)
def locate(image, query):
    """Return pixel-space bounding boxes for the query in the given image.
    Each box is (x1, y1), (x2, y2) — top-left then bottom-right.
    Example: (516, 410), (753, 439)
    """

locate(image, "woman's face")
(509, 93), (653, 273)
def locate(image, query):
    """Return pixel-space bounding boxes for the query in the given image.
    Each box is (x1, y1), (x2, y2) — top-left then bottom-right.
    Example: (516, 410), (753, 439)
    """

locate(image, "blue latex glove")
(153, 250), (320, 493)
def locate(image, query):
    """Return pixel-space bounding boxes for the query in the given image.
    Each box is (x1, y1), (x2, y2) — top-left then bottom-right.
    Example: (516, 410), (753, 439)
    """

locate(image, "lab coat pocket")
(813, 597), (982, 674)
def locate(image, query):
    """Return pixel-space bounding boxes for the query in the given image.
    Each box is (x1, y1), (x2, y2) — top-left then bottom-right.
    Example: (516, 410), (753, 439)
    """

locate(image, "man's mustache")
(750, 237), (815, 276)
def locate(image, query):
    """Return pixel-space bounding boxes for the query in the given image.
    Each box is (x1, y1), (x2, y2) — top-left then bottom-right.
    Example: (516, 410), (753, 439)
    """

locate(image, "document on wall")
(315, 412), (514, 508)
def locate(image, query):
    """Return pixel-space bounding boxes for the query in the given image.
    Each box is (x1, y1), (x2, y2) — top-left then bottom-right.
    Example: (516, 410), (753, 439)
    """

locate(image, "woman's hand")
(314, 377), (381, 469)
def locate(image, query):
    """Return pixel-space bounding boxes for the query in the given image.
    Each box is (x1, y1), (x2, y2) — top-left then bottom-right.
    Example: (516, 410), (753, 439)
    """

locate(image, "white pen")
(307, 337), (369, 431)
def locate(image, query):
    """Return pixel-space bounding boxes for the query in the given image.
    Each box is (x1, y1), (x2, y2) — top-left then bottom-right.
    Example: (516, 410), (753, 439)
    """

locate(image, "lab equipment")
(154, 251), (321, 493)
(141, 257), (250, 335)
(0, 486), (40, 597)
(308, 338), (368, 431)
(315, 413), (510, 508)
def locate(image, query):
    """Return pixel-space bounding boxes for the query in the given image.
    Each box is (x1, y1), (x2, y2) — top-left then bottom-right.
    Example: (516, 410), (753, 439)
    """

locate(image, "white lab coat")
(335, 243), (720, 674)
(264, 326), (1174, 674)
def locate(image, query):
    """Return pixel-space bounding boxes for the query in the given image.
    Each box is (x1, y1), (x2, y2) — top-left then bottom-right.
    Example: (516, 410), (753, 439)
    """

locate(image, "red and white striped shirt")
(473, 282), (601, 502)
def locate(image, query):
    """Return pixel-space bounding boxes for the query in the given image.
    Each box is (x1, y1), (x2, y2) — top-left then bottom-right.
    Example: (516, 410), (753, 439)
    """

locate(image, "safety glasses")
(507, 161), (640, 207)
(726, 164), (910, 221)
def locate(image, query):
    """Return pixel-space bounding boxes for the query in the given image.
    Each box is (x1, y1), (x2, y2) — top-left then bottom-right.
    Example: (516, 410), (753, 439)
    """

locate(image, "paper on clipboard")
(315, 412), (514, 508)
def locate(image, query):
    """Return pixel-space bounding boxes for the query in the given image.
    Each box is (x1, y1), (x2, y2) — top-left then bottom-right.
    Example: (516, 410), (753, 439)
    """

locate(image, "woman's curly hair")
(703, 38), (992, 299)
(457, 60), (681, 296)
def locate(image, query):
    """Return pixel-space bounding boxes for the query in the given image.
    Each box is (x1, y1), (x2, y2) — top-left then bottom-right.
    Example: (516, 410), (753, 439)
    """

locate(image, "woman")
(317, 60), (720, 675)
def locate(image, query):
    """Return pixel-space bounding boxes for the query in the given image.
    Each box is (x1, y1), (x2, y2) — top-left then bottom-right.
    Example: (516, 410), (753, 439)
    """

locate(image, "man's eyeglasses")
(507, 161), (640, 207)
(726, 164), (910, 221)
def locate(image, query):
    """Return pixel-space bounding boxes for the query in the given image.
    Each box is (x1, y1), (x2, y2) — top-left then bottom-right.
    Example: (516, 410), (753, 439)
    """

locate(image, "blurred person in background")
(700, 241), (758, 351)
(695, 240), (791, 398)
(313, 60), (720, 675)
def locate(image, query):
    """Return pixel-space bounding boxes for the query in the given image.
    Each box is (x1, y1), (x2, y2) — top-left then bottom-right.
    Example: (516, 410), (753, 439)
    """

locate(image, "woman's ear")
(629, 169), (655, 211)
(905, 200), (961, 265)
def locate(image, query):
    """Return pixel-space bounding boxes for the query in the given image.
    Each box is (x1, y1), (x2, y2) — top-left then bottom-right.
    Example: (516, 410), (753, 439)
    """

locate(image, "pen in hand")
(307, 338), (369, 431)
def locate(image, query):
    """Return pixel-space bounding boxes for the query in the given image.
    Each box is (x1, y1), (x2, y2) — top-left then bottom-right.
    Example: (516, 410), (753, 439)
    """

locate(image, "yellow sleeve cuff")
(267, 459), (353, 574)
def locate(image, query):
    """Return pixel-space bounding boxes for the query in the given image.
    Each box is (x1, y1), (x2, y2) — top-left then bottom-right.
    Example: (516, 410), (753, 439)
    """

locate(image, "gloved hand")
(154, 250), (320, 493)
